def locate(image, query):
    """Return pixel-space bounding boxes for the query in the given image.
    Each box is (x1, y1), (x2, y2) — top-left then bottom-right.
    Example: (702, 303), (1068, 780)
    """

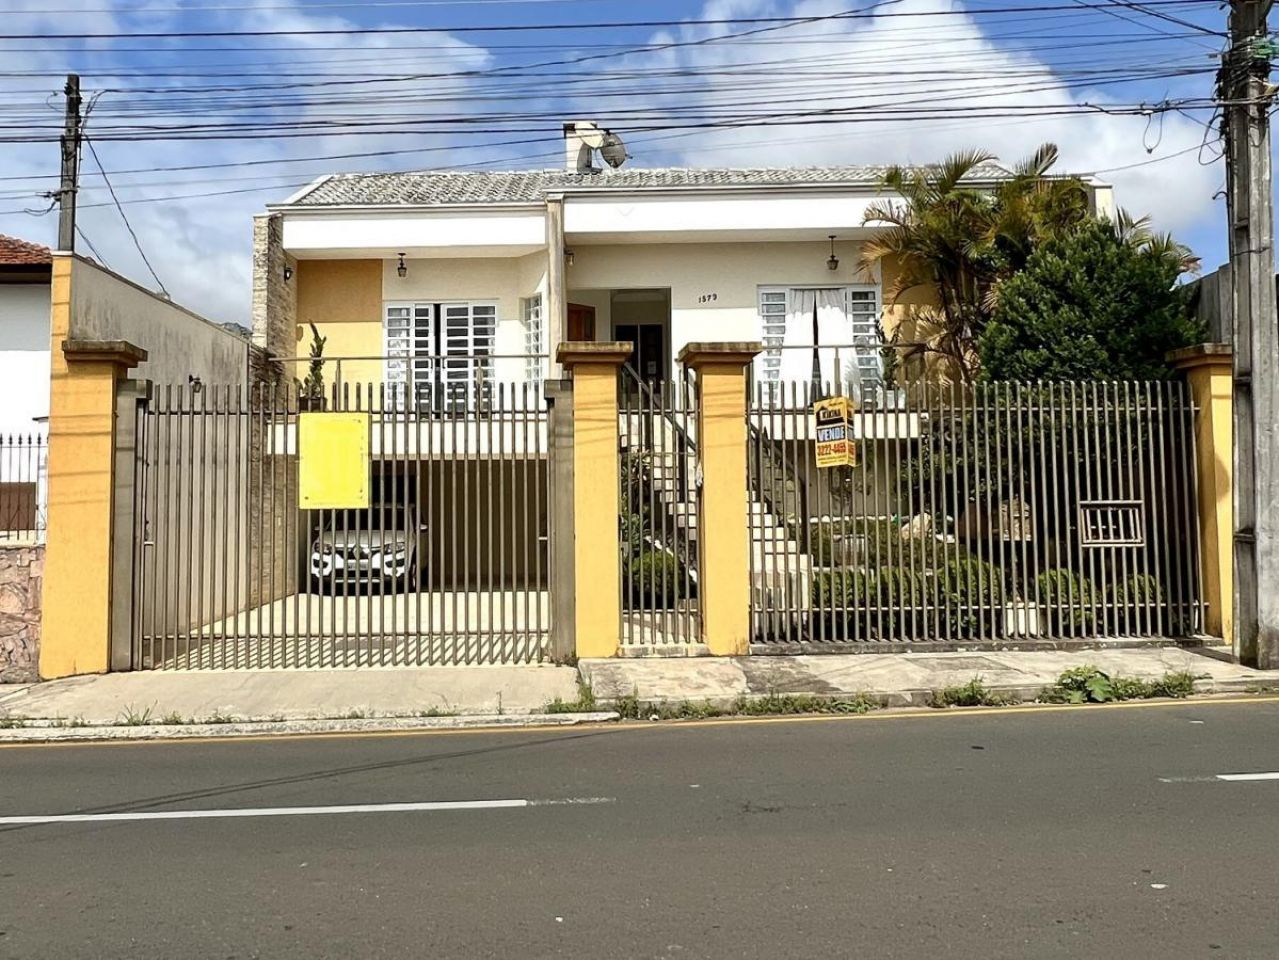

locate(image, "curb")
(0, 712), (620, 743)
(593, 678), (1279, 713)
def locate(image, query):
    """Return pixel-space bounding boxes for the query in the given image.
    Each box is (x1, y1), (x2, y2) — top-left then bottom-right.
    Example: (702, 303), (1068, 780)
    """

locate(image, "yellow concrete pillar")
(41, 257), (148, 678)
(556, 341), (631, 659)
(1168, 344), (1233, 646)
(679, 342), (762, 656)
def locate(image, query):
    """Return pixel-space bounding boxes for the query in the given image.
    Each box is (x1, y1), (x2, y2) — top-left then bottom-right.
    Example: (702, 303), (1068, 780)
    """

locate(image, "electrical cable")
(83, 136), (169, 296)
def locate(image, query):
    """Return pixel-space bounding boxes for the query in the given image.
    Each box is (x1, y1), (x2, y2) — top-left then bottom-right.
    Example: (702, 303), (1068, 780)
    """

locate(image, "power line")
(73, 223), (110, 267)
(33, 0), (618, 9)
(83, 136), (168, 296)
(0, 1), (1224, 40)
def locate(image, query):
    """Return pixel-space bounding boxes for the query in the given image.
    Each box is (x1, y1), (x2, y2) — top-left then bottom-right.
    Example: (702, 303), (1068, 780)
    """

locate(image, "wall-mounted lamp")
(282, 264), (293, 282)
(564, 248), (575, 267)
(187, 374), (203, 395)
(827, 235), (839, 272)
(396, 252), (408, 278)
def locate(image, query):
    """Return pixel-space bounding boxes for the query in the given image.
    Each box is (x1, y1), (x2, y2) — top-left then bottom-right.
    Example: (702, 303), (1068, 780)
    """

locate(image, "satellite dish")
(600, 132), (629, 169)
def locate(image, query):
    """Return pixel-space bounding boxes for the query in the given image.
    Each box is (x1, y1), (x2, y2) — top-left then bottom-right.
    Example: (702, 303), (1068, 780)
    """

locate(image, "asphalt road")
(2, 699), (1279, 960)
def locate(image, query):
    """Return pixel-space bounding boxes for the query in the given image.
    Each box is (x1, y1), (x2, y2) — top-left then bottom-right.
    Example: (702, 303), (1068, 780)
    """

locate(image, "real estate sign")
(814, 396), (857, 469)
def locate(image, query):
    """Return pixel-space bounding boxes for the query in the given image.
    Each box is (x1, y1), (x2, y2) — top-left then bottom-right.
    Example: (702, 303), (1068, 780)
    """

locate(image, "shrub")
(1035, 568), (1095, 636)
(938, 553), (1004, 636)
(808, 518), (904, 569)
(811, 566), (929, 639)
(977, 218), (1201, 382)
(1108, 573), (1163, 635)
(625, 549), (691, 608)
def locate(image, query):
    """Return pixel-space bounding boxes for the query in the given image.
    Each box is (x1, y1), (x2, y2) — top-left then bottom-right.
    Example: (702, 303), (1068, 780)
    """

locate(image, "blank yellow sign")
(298, 412), (370, 509)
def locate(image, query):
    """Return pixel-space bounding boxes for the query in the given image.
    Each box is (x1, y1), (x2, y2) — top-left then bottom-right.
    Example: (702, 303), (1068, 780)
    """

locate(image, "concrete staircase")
(621, 412), (812, 613)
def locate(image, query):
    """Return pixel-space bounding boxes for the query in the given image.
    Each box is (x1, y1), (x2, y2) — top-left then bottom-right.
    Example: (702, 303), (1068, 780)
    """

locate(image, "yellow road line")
(2, 694), (1278, 750)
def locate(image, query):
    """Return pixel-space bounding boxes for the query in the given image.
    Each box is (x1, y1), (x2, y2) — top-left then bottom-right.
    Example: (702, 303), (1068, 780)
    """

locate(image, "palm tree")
(859, 144), (1091, 384)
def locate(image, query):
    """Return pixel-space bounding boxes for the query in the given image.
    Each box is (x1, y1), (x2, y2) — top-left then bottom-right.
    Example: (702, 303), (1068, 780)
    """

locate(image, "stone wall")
(0, 543), (42, 682)
(251, 213), (298, 360)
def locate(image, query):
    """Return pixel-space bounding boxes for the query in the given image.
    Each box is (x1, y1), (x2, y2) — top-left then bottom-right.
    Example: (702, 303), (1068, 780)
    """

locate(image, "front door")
(615, 323), (666, 384)
(567, 303), (596, 341)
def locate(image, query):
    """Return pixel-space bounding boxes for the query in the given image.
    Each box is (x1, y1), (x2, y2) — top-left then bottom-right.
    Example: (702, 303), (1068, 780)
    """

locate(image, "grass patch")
(118, 704), (155, 726)
(417, 707), (459, 718)
(203, 710), (239, 724)
(610, 689), (882, 721)
(159, 712), (187, 726)
(1040, 666), (1200, 704)
(544, 681), (599, 714)
(0, 716), (27, 729)
(932, 676), (1020, 708)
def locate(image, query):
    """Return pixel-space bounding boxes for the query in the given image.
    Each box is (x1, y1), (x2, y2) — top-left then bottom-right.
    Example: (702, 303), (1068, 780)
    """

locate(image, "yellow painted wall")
(40, 259), (117, 678)
(296, 259), (384, 386)
(568, 360), (622, 657)
(694, 360), (754, 655)
(1185, 358), (1233, 644)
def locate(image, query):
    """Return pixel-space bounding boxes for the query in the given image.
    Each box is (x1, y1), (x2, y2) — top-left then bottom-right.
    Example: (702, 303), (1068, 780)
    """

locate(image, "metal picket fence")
(0, 433), (47, 543)
(132, 380), (552, 669)
(748, 380), (1203, 647)
(619, 368), (701, 648)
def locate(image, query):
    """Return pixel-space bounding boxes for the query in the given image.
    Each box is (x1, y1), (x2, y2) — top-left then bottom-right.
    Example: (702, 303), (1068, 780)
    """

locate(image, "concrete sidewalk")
(0, 665), (580, 726)
(580, 647), (1274, 708)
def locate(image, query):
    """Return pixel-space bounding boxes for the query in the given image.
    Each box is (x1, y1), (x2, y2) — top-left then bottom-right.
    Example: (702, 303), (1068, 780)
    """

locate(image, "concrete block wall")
(0, 543), (42, 682)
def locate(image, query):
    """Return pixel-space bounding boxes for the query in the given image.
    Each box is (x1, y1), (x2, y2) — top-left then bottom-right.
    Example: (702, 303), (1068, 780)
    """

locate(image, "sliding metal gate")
(749, 380), (1203, 647)
(131, 381), (552, 669)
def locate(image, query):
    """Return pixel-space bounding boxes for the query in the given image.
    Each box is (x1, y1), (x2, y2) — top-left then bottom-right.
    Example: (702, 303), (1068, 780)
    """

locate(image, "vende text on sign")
(813, 396), (858, 468)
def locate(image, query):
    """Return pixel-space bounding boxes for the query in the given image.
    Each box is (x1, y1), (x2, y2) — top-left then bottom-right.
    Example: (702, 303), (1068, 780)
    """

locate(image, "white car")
(310, 509), (419, 593)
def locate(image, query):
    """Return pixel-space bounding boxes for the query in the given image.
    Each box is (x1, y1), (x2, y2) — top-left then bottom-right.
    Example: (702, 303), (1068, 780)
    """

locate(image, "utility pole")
(1222, 2), (1278, 667)
(57, 73), (81, 252)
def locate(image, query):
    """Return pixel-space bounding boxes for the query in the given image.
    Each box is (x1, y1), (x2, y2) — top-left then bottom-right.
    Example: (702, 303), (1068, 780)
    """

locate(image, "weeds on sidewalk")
(544, 681), (598, 714)
(931, 677), (1020, 708)
(417, 707), (459, 718)
(609, 689), (882, 721)
(1040, 666), (1199, 704)
(0, 715), (27, 729)
(119, 704), (155, 726)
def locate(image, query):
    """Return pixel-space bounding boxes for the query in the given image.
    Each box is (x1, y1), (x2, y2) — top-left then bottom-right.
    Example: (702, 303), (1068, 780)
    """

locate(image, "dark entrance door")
(615, 323), (666, 384)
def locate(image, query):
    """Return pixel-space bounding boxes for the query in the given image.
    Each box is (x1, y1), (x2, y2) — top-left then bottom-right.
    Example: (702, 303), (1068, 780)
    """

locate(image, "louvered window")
(385, 300), (496, 409)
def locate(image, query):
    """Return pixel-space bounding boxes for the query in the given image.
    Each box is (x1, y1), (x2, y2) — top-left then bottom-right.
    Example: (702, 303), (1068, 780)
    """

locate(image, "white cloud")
(0, 0), (1225, 325)
(608, 0), (1222, 236)
(0, 0), (490, 325)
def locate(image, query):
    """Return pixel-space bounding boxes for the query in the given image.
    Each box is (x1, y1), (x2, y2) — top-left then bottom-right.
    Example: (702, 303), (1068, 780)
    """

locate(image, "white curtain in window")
(781, 288), (860, 398)
(818, 288), (862, 401)
(781, 289), (816, 384)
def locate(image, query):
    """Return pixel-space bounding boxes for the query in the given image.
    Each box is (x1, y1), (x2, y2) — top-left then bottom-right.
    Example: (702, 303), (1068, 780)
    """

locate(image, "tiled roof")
(0, 234), (52, 266)
(285, 163), (1010, 207)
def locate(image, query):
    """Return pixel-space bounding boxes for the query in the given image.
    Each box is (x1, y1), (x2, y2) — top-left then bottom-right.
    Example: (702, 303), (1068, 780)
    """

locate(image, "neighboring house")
(253, 122), (1114, 404)
(0, 235), (53, 437)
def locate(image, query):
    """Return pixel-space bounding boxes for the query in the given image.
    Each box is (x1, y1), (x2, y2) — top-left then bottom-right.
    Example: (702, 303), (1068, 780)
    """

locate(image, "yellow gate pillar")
(1168, 344), (1233, 648)
(556, 341), (631, 659)
(679, 342), (762, 656)
(41, 338), (147, 679)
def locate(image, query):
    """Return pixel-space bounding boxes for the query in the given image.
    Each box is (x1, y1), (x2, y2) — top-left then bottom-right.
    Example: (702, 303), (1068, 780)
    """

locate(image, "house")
(252, 121), (1116, 404)
(0, 235), (53, 438)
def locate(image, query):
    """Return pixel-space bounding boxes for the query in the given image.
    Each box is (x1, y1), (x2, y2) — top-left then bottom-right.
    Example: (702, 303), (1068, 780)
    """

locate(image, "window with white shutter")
(757, 290), (787, 384)
(385, 300), (495, 409)
(755, 285), (883, 389)
(442, 301), (496, 408)
(844, 289), (882, 389)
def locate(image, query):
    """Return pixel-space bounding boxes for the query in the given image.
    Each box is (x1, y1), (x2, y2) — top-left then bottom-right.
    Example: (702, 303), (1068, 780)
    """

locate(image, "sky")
(0, 0), (1235, 326)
